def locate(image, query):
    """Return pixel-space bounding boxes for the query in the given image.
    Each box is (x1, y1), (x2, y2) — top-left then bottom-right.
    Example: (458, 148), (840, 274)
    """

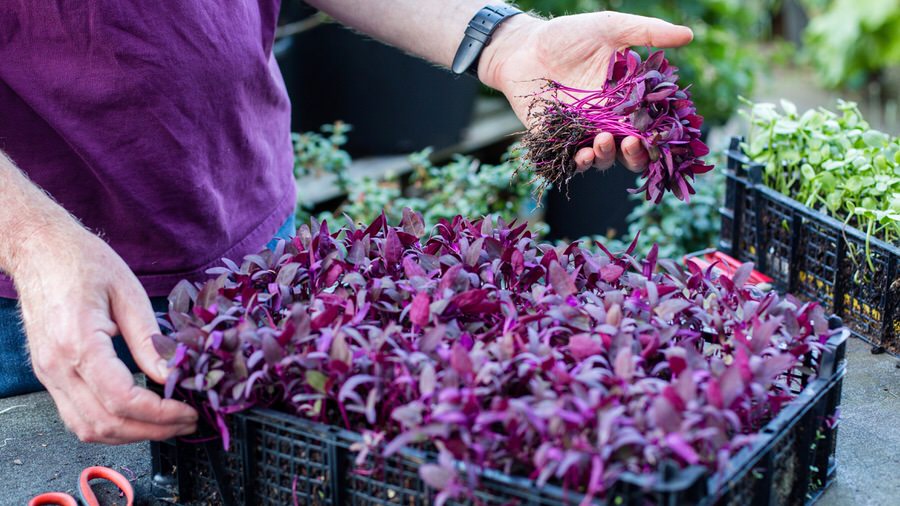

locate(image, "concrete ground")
(0, 391), (156, 505)
(0, 336), (897, 505)
(816, 338), (900, 506)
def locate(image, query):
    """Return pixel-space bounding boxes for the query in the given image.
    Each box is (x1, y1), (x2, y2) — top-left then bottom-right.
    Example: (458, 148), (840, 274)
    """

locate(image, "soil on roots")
(518, 99), (592, 199)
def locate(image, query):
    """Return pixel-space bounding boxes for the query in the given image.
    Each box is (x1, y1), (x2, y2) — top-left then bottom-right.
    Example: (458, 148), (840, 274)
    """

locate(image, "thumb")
(604, 12), (694, 48)
(110, 278), (169, 384)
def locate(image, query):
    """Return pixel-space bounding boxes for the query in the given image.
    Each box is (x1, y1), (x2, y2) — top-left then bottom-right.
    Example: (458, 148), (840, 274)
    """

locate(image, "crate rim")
(703, 329), (848, 502)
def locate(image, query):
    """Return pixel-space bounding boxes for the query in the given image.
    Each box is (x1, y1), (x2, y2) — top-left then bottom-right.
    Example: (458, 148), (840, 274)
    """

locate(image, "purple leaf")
(330, 333), (352, 365)
(549, 261), (577, 297)
(419, 363), (436, 397)
(152, 334), (177, 360)
(613, 347), (634, 381)
(731, 261), (754, 288)
(168, 279), (198, 314)
(403, 257), (427, 278)
(384, 227), (402, 264)
(164, 369), (180, 398)
(420, 464), (455, 490)
(401, 208), (426, 237)
(450, 342), (473, 376)
(262, 334), (283, 365)
(665, 433), (699, 465)
(569, 334), (604, 360)
(600, 264), (625, 283)
(419, 324), (445, 354)
(410, 292), (431, 327)
(276, 262), (301, 286)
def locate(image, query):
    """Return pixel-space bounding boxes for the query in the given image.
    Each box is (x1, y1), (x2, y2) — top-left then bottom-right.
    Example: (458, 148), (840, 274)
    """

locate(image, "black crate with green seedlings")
(741, 98), (899, 248)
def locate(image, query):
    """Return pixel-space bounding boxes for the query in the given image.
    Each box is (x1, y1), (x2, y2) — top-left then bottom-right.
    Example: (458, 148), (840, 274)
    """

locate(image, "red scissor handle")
(683, 250), (774, 286)
(80, 466), (135, 506)
(28, 466), (134, 506)
(28, 492), (77, 506)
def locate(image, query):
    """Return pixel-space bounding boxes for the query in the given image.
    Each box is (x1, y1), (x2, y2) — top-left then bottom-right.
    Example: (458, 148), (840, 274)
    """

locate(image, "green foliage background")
(292, 124), (544, 233)
(802, 0), (900, 89)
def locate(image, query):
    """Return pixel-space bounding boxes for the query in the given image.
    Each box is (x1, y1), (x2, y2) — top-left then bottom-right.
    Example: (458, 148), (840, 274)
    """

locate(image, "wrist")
(477, 12), (541, 90)
(0, 155), (87, 278)
(6, 213), (88, 279)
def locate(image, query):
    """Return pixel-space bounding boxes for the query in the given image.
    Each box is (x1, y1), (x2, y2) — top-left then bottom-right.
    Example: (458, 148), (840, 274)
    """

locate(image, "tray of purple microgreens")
(153, 210), (840, 503)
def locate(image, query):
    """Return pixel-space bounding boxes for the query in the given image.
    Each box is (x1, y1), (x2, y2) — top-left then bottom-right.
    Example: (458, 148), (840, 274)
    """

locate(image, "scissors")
(683, 250), (774, 287)
(28, 466), (134, 506)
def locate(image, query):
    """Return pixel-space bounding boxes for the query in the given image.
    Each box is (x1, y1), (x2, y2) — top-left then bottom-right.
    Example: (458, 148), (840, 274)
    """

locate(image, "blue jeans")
(0, 214), (295, 398)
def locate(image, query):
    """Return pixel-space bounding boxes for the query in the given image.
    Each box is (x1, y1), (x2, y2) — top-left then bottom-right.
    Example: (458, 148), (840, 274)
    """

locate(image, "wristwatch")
(451, 5), (524, 79)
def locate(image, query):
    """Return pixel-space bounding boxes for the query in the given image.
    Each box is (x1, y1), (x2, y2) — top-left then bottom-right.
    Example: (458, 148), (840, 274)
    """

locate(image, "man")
(0, 1), (692, 444)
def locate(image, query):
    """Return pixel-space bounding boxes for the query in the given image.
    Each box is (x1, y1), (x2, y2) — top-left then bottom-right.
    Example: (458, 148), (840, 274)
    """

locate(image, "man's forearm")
(303, 0), (537, 89)
(0, 150), (81, 277)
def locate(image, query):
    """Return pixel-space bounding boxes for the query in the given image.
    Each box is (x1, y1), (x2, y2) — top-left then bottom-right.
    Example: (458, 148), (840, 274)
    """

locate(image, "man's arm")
(0, 150), (196, 443)
(304, 0), (693, 172)
(303, 2), (492, 82)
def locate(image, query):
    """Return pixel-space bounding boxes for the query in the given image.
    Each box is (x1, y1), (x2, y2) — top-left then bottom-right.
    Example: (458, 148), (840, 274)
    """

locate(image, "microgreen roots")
(520, 49), (713, 202)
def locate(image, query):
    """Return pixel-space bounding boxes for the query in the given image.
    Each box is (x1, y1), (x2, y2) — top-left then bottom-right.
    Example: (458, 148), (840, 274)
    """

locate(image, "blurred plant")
(515, 0), (772, 125)
(801, 0), (900, 89)
(293, 122), (353, 222)
(292, 123), (544, 232)
(293, 121), (352, 185)
(331, 146), (545, 233)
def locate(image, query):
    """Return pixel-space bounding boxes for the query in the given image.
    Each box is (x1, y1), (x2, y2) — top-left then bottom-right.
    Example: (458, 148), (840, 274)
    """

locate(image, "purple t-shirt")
(0, 1), (296, 298)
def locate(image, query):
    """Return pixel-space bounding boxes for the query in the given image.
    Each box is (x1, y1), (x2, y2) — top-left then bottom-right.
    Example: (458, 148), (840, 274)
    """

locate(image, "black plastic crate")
(151, 327), (847, 506)
(720, 137), (900, 353)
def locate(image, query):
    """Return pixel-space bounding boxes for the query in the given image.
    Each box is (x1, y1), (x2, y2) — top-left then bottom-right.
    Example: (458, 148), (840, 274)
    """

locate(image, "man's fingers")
(582, 134), (648, 173)
(109, 279), (168, 383)
(47, 379), (195, 444)
(605, 12), (693, 48)
(619, 136), (650, 173)
(76, 331), (198, 426)
(574, 147), (594, 173)
(591, 132), (616, 171)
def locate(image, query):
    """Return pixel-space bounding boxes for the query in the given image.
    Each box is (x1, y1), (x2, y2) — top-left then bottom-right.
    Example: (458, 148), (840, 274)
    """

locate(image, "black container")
(544, 167), (640, 241)
(275, 20), (479, 157)
(720, 137), (900, 352)
(152, 327), (847, 506)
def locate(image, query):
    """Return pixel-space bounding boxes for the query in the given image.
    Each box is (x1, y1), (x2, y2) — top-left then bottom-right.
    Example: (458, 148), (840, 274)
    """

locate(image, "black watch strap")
(451, 5), (524, 79)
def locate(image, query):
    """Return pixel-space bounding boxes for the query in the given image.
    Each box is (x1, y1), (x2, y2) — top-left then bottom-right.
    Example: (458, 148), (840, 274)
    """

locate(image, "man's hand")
(479, 11), (693, 173)
(14, 222), (197, 444)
